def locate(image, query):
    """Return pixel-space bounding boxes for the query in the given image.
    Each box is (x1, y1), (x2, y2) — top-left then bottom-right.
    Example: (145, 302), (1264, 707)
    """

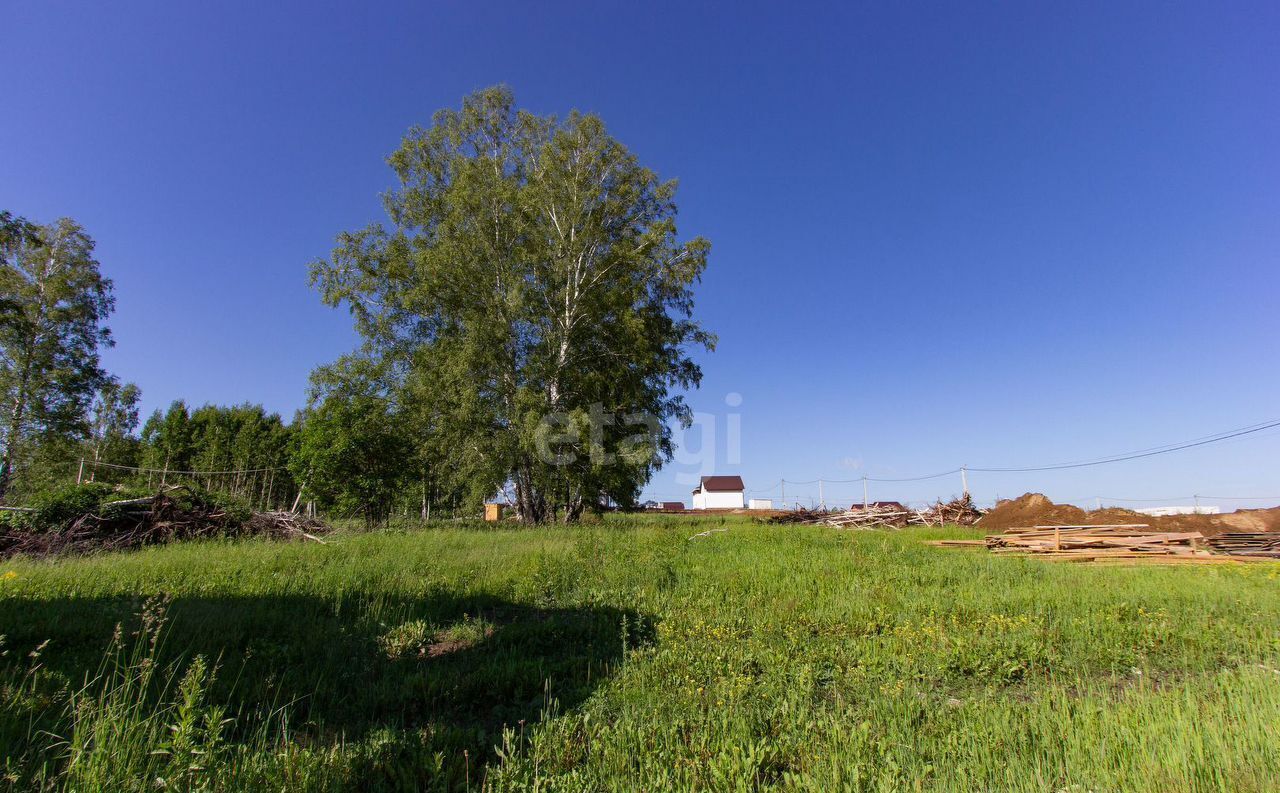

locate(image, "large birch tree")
(311, 87), (713, 522)
(0, 215), (115, 502)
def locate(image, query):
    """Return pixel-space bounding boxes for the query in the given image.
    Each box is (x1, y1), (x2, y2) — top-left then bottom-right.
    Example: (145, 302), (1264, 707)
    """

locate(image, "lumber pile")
(1204, 532), (1280, 558)
(765, 495), (985, 530)
(764, 505), (909, 529)
(765, 507), (829, 525)
(933, 523), (1275, 564)
(928, 524), (1280, 565)
(823, 505), (914, 529)
(983, 524), (1216, 562)
(0, 486), (331, 559)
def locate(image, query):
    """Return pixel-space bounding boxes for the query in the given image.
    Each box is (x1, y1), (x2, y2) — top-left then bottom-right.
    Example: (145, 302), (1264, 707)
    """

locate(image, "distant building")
(641, 500), (661, 510)
(691, 476), (745, 510)
(1135, 505), (1220, 516)
(748, 498), (774, 510)
(661, 501), (685, 511)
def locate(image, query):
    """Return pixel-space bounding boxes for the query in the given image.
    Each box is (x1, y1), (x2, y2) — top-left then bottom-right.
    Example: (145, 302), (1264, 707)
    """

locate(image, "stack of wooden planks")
(1204, 532), (1280, 558)
(932, 524), (1217, 564)
(927, 524), (1280, 565)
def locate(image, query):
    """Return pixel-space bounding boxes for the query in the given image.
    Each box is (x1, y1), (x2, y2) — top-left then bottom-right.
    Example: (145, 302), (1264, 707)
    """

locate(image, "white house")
(1135, 505), (1220, 516)
(691, 475), (745, 510)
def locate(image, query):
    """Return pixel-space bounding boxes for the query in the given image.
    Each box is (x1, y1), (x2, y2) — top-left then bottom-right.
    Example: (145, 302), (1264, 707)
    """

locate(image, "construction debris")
(688, 527), (729, 540)
(927, 523), (1280, 565)
(0, 486), (332, 559)
(981, 492), (1280, 535)
(983, 524), (1212, 560)
(1203, 532), (1280, 558)
(763, 495), (984, 529)
(919, 495), (984, 526)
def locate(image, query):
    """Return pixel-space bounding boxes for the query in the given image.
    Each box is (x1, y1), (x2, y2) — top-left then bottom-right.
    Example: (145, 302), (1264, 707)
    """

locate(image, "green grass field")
(3, 515), (1279, 791)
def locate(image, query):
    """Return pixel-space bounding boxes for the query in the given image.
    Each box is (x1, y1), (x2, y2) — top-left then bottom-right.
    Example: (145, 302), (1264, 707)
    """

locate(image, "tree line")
(2, 86), (712, 524)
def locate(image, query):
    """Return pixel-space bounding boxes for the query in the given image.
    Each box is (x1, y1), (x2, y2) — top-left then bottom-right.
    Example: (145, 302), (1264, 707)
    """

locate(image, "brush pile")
(765, 495), (984, 529)
(917, 494), (984, 526)
(0, 484), (330, 559)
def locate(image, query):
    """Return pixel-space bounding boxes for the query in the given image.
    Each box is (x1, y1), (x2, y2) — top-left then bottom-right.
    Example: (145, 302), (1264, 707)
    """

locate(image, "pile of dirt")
(0, 485), (330, 559)
(979, 493), (1089, 529)
(980, 493), (1280, 537)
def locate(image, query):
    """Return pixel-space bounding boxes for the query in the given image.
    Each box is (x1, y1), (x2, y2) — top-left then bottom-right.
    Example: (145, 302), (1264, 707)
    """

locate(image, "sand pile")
(980, 493), (1280, 536)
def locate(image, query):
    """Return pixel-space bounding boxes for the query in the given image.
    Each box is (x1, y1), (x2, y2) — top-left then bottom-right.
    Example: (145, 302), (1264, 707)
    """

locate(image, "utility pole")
(1096, 497), (1102, 511)
(818, 479), (825, 510)
(960, 466), (969, 497)
(1194, 494), (1201, 513)
(780, 479), (786, 509)
(862, 476), (868, 509)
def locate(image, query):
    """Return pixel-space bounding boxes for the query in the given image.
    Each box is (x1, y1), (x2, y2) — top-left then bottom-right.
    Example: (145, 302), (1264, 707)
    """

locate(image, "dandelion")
(1, 571), (16, 581)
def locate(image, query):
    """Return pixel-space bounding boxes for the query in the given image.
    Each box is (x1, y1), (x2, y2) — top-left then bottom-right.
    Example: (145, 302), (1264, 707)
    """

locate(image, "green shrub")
(14, 482), (119, 533)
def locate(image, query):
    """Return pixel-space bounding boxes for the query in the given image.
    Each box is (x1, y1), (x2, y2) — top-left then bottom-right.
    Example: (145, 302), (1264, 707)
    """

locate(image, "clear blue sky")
(4, 1), (1278, 509)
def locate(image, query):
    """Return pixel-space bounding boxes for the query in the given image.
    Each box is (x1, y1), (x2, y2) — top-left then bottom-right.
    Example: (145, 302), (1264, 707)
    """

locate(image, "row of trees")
(0, 212), (300, 509)
(2, 86), (713, 523)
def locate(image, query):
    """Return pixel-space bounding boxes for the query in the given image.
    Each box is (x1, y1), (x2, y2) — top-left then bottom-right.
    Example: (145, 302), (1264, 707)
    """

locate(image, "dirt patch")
(979, 493), (1280, 537)
(427, 625), (495, 657)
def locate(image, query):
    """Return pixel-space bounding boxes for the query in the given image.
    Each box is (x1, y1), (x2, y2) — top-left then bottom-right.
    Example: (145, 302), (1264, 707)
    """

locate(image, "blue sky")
(3, 1), (1278, 509)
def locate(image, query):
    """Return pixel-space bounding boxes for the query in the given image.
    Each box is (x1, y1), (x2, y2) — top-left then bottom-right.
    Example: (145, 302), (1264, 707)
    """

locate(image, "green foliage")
(3, 519), (1280, 790)
(310, 87), (714, 522)
(84, 378), (142, 476)
(292, 366), (412, 527)
(0, 215), (115, 502)
(19, 481), (121, 532)
(139, 400), (297, 508)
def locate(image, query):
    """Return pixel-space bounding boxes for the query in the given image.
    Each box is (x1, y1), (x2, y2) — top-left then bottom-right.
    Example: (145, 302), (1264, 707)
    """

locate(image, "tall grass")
(2, 516), (1278, 790)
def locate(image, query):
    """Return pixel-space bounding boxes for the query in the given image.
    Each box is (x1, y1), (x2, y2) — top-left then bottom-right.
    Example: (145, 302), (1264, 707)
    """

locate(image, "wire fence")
(75, 458), (296, 512)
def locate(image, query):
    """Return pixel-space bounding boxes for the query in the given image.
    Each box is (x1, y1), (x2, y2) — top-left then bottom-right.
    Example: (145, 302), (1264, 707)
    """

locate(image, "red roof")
(857, 501), (908, 511)
(661, 501), (685, 510)
(695, 475), (745, 493)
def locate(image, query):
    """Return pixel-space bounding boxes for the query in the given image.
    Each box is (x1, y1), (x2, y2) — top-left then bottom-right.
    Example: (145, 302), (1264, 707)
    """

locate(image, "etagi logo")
(525, 393), (744, 479)
(673, 392), (743, 486)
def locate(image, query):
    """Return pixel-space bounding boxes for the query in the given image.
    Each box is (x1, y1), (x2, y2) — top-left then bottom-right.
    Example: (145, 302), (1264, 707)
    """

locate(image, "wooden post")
(1055, 526), (1061, 551)
(76, 458), (84, 485)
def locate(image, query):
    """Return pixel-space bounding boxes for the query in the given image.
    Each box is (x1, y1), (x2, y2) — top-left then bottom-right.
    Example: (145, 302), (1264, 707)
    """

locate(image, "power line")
(969, 419), (1280, 472)
(866, 469), (962, 483)
(84, 460), (286, 476)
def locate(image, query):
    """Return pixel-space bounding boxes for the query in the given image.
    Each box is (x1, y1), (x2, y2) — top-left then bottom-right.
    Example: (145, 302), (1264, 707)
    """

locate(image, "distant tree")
(138, 400), (295, 505)
(140, 400), (193, 477)
(310, 86), (713, 523)
(292, 359), (411, 527)
(0, 216), (115, 502)
(85, 379), (142, 478)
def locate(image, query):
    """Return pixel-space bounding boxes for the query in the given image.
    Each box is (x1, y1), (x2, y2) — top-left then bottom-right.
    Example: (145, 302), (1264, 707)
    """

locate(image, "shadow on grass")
(0, 590), (655, 787)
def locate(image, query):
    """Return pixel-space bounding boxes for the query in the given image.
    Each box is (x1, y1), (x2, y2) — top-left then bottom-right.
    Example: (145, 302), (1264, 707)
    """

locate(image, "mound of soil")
(980, 493), (1280, 537)
(979, 493), (1088, 529)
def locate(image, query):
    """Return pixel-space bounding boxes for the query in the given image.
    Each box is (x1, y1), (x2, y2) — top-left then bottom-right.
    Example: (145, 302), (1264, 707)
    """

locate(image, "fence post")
(76, 458), (84, 485)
